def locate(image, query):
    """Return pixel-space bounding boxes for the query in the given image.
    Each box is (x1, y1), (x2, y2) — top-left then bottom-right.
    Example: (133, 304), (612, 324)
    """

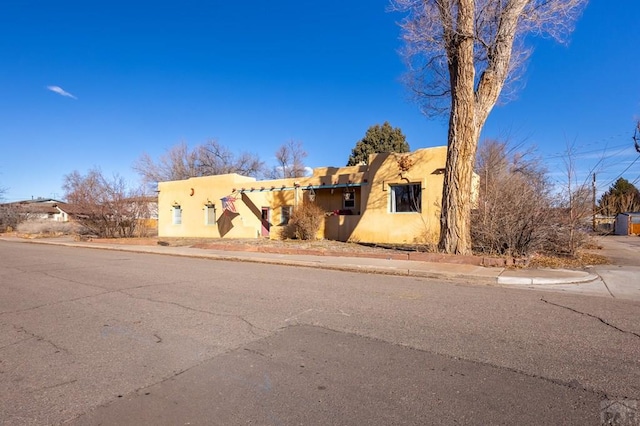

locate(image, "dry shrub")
(282, 202), (324, 240)
(472, 140), (592, 258)
(16, 220), (84, 236)
(411, 227), (438, 251)
(0, 204), (20, 232)
(472, 141), (554, 257)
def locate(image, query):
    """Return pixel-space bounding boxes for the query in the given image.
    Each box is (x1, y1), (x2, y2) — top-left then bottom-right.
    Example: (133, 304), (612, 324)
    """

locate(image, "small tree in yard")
(284, 202), (324, 241)
(63, 168), (150, 238)
(555, 144), (594, 255)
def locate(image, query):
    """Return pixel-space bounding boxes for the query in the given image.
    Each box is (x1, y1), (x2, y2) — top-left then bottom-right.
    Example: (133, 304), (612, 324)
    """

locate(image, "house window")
(281, 206), (293, 225)
(390, 184), (421, 213)
(172, 206), (182, 225)
(343, 190), (356, 209)
(205, 205), (216, 225)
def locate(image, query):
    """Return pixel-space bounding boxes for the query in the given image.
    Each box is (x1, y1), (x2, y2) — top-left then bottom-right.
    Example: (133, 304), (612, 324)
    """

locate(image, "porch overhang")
(235, 182), (367, 193)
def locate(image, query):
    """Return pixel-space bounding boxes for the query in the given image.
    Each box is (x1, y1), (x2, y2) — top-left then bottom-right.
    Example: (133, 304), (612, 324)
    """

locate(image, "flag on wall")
(221, 196), (237, 213)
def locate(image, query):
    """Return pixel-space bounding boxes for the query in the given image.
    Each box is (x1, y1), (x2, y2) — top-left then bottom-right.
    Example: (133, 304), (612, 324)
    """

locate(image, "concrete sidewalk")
(1, 236), (601, 289)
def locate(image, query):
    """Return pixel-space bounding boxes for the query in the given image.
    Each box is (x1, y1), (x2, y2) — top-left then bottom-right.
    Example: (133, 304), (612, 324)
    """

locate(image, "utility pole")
(592, 172), (597, 232)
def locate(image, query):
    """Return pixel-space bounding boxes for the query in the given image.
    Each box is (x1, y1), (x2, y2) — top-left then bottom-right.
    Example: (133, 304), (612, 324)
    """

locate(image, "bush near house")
(282, 203), (324, 241)
(471, 140), (592, 258)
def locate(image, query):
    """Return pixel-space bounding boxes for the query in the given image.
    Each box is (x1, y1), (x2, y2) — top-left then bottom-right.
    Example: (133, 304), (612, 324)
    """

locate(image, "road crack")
(0, 276), (189, 317)
(118, 291), (269, 334)
(40, 379), (78, 391)
(0, 292), (112, 316)
(541, 298), (640, 338)
(10, 325), (70, 354)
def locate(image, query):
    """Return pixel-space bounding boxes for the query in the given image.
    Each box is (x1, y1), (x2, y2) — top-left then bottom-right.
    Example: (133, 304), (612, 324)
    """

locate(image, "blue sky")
(1, 0), (639, 202)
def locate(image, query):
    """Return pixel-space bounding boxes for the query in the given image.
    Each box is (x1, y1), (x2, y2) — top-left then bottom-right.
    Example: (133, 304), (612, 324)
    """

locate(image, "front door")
(261, 207), (270, 237)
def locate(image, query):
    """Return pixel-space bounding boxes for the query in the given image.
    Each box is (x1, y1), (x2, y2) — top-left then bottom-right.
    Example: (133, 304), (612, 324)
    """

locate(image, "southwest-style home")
(157, 146), (476, 244)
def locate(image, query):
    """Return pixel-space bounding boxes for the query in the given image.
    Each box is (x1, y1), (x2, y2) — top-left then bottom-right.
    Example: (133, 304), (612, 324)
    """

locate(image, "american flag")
(221, 196), (237, 213)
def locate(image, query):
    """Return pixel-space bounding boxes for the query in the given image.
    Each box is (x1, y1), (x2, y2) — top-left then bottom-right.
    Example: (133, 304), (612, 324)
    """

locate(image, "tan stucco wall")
(347, 147), (446, 244)
(157, 146), (464, 244)
(158, 174), (258, 238)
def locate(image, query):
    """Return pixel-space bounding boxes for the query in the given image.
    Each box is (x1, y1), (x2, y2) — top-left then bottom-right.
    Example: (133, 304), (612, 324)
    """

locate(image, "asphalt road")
(1, 241), (639, 425)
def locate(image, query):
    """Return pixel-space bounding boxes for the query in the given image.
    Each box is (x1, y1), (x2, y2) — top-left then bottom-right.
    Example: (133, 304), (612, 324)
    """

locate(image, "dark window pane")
(391, 184), (421, 213)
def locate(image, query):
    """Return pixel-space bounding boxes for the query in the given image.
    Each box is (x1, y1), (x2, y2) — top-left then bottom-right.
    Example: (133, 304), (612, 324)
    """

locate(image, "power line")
(600, 156), (640, 190)
(537, 131), (629, 161)
(541, 143), (630, 162)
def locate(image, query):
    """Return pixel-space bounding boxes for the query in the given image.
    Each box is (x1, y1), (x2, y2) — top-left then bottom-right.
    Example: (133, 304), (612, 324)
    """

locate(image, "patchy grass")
(528, 251), (610, 269)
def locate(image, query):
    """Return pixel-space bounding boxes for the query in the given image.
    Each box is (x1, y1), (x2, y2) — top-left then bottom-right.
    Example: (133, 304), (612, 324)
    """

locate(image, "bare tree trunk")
(439, 118), (480, 255)
(438, 0), (478, 255)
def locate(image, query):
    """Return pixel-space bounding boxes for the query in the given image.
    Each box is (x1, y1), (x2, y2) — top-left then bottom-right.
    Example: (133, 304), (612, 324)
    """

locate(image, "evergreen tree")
(347, 122), (409, 166)
(598, 178), (640, 216)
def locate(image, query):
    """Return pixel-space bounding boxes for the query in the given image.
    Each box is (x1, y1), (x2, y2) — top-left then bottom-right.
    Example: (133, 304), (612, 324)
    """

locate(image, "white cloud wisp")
(47, 85), (77, 99)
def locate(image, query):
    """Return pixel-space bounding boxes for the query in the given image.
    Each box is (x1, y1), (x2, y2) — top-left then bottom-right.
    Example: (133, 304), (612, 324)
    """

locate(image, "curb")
(497, 272), (599, 286)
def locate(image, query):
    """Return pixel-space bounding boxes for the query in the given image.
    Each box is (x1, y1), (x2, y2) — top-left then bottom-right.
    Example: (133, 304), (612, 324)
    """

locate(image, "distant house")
(0, 198), (73, 222)
(614, 212), (640, 236)
(157, 146), (478, 244)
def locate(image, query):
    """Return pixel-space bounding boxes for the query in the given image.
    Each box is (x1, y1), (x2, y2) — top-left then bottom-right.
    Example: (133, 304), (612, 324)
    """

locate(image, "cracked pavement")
(1, 240), (639, 424)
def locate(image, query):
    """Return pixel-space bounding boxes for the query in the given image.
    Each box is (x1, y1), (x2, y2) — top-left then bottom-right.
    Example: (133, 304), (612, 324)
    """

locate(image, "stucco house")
(157, 146), (476, 244)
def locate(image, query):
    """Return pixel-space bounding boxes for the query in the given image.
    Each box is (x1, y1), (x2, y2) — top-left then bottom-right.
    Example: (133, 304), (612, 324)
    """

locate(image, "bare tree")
(134, 139), (264, 190)
(197, 140), (264, 177)
(63, 168), (150, 238)
(392, 0), (587, 254)
(558, 143), (595, 254)
(270, 140), (308, 178)
(134, 142), (199, 189)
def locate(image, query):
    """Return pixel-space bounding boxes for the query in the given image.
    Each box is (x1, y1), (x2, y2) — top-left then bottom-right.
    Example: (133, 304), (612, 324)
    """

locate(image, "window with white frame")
(280, 206), (293, 225)
(389, 184), (421, 213)
(172, 205), (182, 224)
(205, 205), (216, 225)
